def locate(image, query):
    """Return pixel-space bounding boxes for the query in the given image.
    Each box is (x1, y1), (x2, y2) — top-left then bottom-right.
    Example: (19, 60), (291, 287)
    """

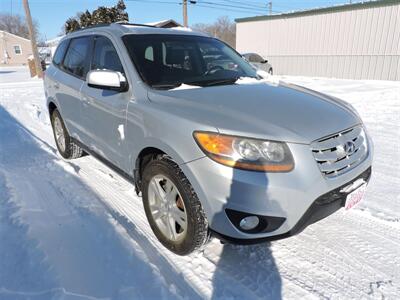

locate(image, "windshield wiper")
(151, 83), (182, 90)
(186, 77), (240, 87)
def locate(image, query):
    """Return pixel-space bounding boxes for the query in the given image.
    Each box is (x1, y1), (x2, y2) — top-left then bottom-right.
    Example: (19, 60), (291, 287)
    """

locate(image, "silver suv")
(44, 23), (373, 255)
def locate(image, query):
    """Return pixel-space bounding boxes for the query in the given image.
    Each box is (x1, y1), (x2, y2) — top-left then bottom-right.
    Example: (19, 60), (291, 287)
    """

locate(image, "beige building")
(236, 0), (400, 81)
(0, 30), (32, 66)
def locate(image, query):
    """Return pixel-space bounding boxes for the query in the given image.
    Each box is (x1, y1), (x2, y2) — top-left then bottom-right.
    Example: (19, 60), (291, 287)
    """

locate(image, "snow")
(0, 66), (399, 299)
(237, 73), (280, 86)
(145, 20), (170, 26)
(170, 27), (193, 32)
(118, 124), (125, 141)
(171, 83), (201, 91)
(45, 35), (64, 46)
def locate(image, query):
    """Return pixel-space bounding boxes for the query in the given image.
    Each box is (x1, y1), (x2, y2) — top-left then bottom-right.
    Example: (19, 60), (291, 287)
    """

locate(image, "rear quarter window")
(52, 39), (69, 66)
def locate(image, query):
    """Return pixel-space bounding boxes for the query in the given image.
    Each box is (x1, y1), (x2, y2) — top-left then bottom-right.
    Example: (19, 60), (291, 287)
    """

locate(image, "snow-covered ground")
(0, 66), (399, 300)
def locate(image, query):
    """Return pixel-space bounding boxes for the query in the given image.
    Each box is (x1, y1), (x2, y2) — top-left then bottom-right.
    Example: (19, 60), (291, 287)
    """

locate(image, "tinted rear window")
(52, 39), (69, 66)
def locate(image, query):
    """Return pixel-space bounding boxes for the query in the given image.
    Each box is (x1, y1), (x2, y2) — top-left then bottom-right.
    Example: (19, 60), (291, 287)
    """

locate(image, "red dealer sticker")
(345, 184), (367, 210)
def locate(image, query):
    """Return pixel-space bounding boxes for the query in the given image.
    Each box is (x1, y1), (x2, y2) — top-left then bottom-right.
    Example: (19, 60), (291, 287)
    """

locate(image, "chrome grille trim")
(311, 126), (368, 178)
(311, 126), (362, 151)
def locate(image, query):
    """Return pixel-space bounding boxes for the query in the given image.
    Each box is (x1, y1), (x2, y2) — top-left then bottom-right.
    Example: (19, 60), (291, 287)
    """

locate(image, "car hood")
(147, 81), (361, 144)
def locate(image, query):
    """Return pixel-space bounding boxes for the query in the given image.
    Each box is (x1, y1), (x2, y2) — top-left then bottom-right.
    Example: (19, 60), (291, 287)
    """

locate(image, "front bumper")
(180, 141), (373, 242)
(212, 166), (372, 244)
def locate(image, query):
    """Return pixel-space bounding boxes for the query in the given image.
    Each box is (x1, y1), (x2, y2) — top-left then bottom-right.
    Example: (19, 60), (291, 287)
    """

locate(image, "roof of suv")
(66, 22), (208, 39)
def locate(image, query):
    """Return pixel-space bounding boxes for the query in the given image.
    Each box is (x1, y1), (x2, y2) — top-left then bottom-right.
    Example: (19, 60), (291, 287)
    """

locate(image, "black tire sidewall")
(51, 109), (71, 159)
(142, 159), (205, 255)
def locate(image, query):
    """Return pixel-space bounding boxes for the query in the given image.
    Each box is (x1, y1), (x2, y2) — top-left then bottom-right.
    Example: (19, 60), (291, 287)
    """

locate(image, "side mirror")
(261, 59), (268, 64)
(87, 70), (128, 92)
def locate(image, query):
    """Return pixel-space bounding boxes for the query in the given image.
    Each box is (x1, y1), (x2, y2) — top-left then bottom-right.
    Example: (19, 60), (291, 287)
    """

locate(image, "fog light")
(239, 216), (259, 231)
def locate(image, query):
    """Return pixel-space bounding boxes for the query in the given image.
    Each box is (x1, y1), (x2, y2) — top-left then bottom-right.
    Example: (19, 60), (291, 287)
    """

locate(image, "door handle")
(82, 96), (88, 107)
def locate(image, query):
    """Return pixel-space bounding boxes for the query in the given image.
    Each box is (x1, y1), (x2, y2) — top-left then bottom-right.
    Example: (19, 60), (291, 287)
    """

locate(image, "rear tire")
(142, 156), (209, 255)
(51, 109), (83, 160)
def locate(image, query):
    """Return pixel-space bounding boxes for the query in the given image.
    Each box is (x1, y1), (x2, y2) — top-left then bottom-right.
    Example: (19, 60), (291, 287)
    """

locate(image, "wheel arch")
(132, 140), (204, 196)
(133, 146), (167, 194)
(48, 101), (57, 115)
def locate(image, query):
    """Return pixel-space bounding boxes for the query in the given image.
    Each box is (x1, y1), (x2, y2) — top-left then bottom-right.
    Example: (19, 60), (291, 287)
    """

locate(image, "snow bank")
(0, 67), (399, 299)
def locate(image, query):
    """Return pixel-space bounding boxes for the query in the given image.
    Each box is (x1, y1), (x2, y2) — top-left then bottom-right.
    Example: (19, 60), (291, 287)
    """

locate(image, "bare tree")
(192, 16), (236, 48)
(0, 13), (39, 40)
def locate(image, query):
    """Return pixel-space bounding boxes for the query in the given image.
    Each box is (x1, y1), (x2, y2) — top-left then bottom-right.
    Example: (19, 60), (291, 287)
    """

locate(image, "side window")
(14, 45), (22, 55)
(62, 36), (91, 79)
(52, 39), (69, 66)
(144, 46), (154, 61)
(163, 42), (195, 71)
(92, 36), (124, 73)
(199, 43), (239, 72)
(250, 54), (264, 63)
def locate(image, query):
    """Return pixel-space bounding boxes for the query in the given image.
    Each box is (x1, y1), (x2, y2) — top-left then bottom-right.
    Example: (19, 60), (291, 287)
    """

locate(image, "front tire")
(268, 68), (273, 75)
(142, 156), (209, 255)
(51, 109), (83, 160)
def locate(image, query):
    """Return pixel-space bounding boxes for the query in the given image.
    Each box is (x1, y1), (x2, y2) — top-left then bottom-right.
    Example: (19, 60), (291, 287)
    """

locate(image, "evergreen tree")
(115, 0), (129, 22)
(79, 10), (92, 28)
(64, 0), (129, 33)
(65, 17), (81, 33)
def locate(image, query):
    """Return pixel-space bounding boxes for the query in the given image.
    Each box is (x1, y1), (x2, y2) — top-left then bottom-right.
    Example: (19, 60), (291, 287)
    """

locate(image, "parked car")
(44, 23), (373, 255)
(242, 52), (273, 75)
(202, 50), (239, 72)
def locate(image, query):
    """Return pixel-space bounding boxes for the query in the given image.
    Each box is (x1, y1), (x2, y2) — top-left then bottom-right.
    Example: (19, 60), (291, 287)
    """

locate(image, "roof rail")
(114, 22), (157, 28)
(66, 22), (159, 34)
(67, 23), (111, 34)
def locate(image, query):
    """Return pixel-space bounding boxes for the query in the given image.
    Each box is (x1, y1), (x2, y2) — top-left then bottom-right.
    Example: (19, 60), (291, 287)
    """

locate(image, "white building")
(236, 0), (400, 80)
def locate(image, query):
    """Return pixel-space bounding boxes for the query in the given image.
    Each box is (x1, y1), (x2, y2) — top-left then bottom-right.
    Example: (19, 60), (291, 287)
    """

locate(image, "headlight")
(193, 131), (294, 172)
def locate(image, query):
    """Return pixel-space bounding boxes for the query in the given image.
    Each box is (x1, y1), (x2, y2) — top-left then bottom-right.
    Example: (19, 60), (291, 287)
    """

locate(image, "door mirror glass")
(87, 70), (128, 92)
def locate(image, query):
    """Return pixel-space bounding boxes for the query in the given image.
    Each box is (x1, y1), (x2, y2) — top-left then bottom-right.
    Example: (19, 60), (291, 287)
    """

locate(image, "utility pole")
(183, 0), (188, 27)
(22, 0), (42, 78)
(268, 1), (272, 15)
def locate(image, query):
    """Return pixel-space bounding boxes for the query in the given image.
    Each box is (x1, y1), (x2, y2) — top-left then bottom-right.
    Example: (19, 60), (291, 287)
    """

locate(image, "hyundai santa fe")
(44, 23), (373, 255)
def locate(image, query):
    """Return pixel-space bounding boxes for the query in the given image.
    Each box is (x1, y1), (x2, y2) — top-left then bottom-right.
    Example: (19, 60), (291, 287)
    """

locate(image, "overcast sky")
(1, 0), (354, 40)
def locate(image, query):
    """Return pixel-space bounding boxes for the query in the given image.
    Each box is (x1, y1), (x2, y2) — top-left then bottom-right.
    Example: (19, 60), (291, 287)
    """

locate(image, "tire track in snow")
(0, 107), (182, 300)
(68, 155), (400, 299)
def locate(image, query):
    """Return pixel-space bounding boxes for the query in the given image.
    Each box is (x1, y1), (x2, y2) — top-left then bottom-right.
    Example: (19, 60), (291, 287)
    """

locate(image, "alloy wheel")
(148, 175), (187, 242)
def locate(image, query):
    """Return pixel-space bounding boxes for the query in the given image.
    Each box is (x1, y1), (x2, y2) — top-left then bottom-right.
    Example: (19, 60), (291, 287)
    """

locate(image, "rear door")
(80, 35), (130, 168)
(53, 36), (92, 141)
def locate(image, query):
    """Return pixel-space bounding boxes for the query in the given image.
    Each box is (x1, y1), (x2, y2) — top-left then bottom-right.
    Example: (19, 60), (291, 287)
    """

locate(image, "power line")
(127, 0), (181, 5)
(193, 1), (282, 14)
(195, 1), (269, 13)
(128, 0), (274, 15)
(192, 4), (265, 15)
(213, 0), (268, 9)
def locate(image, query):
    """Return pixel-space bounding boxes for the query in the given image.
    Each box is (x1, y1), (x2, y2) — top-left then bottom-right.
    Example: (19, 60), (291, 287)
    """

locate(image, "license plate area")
(344, 183), (367, 210)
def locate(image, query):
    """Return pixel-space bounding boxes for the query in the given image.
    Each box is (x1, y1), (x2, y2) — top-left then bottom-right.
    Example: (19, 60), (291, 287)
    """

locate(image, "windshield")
(122, 34), (258, 88)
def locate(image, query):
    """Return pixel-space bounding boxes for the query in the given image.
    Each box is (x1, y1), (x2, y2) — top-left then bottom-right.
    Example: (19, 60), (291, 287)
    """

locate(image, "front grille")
(311, 126), (368, 178)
